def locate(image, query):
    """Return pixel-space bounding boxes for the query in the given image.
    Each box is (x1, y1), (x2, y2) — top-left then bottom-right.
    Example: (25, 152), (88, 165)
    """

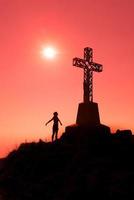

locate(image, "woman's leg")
(55, 130), (58, 140)
(52, 128), (55, 142)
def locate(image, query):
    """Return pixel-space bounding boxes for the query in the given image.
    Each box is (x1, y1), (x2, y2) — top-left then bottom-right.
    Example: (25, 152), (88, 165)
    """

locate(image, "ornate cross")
(73, 47), (103, 103)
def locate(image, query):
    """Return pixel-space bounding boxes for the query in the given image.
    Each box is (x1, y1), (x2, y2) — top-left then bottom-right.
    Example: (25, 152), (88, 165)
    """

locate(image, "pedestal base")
(76, 102), (100, 126)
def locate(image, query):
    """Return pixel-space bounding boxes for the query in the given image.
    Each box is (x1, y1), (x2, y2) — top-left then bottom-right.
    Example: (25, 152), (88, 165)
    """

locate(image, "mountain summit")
(0, 125), (133, 200)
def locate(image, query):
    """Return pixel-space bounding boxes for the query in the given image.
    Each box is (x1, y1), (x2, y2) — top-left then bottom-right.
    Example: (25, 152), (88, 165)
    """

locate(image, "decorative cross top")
(73, 47), (103, 103)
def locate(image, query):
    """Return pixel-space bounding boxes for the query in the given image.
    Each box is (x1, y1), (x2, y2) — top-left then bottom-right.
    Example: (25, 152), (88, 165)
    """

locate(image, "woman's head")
(53, 112), (58, 116)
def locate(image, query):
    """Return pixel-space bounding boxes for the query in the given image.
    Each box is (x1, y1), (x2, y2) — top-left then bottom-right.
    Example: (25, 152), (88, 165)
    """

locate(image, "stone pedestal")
(76, 102), (100, 126)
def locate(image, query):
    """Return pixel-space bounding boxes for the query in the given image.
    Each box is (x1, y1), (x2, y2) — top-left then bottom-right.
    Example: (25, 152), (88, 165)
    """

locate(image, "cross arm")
(73, 57), (87, 68)
(91, 62), (103, 72)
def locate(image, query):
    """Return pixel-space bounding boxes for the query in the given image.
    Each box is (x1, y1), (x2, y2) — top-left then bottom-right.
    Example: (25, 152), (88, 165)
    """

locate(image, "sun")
(41, 46), (57, 59)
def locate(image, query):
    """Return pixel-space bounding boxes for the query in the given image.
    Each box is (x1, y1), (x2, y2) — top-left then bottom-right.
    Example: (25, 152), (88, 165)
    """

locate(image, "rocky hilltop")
(0, 124), (133, 200)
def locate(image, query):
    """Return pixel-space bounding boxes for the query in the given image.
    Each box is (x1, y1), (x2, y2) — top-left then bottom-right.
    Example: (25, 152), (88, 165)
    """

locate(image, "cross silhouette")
(73, 47), (103, 103)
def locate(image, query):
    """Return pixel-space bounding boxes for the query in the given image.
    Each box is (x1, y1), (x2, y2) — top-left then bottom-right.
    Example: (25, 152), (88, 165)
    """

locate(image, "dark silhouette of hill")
(0, 124), (134, 200)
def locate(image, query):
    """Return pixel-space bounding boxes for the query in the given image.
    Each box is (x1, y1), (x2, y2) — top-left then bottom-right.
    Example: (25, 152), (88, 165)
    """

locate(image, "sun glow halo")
(42, 46), (57, 59)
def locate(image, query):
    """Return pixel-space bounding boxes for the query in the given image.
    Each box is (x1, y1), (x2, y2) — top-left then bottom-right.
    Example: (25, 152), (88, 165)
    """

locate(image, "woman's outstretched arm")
(58, 118), (62, 125)
(45, 118), (53, 125)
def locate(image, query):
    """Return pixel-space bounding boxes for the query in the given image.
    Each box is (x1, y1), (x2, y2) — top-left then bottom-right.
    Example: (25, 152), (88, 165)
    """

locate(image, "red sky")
(0, 0), (134, 158)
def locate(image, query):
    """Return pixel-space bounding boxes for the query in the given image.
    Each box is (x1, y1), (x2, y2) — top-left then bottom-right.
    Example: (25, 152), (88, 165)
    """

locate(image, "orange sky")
(0, 0), (134, 158)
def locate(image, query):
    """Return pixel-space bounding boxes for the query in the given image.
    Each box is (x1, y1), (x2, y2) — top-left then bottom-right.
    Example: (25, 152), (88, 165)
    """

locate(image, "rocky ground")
(0, 124), (133, 200)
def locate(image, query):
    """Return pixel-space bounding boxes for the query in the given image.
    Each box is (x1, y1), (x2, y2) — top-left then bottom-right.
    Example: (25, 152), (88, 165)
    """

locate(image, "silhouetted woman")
(46, 112), (62, 142)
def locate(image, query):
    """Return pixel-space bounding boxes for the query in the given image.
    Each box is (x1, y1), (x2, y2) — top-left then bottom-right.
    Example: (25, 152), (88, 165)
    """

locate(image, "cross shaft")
(73, 47), (103, 103)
